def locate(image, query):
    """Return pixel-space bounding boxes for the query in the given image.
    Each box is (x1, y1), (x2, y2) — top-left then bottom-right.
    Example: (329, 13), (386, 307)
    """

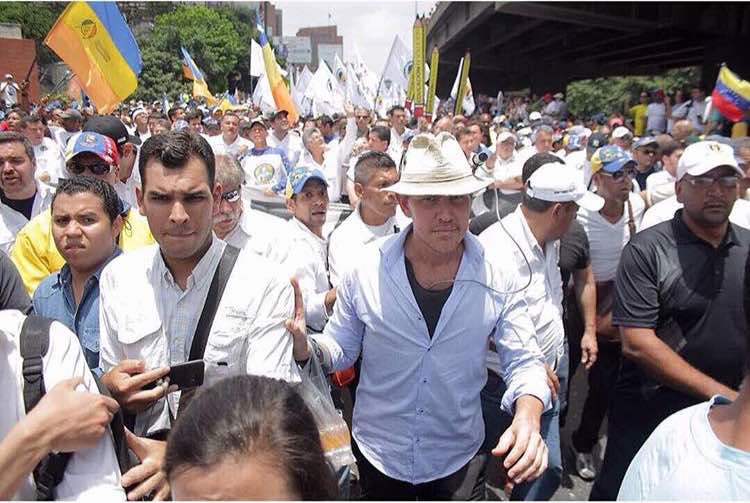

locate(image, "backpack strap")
(20, 315), (71, 501)
(92, 375), (136, 476)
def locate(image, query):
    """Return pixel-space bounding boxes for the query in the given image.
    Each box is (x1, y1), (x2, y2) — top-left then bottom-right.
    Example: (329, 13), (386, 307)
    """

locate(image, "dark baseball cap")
(83, 115), (141, 147)
(587, 132), (609, 157)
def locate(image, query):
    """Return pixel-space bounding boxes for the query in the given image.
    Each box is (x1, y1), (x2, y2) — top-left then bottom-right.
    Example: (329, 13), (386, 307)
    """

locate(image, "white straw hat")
(384, 132), (491, 196)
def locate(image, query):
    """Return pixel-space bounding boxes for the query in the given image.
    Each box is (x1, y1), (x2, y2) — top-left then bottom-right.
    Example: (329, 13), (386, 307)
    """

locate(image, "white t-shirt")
(646, 102), (667, 134)
(33, 138), (66, 186)
(618, 395), (750, 501)
(0, 310), (124, 500)
(493, 153), (524, 195)
(640, 196), (750, 231)
(645, 170), (676, 206)
(577, 191), (645, 282)
(208, 134), (253, 160)
(239, 147), (289, 204)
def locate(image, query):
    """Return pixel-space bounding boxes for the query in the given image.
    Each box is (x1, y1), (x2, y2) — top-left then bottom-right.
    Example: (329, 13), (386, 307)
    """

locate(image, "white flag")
(250, 39), (265, 77)
(304, 59), (341, 115)
(346, 64), (373, 109)
(379, 35), (411, 93)
(252, 74), (276, 113)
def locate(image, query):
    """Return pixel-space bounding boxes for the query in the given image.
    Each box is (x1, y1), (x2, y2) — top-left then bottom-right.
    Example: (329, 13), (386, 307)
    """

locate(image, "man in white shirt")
(610, 126), (633, 153)
(0, 310), (124, 500)
(329, 151), (400, 288)
(387, 105), (410, 162)
(53, 109), (84, 151)
(643, 140), (683, 207)
(272, 166), (335, 332)
(208, 111), (253, 160)
(267, 110), (303, 167)
(99, 130), (299, 440)
(0, 132), (54, 253)
(479, 161), (604, 500)
(21, 114), (65, 187)
(0, 74), (20, 107)
(212, 154), (282, 255)
(239, 118), (291, 208)
(286, 132), (551, 500)
(130, 108), (150, 143)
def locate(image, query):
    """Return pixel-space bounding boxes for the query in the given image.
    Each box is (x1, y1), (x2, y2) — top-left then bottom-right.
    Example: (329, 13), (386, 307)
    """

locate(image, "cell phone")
(168, 360), (205, 390)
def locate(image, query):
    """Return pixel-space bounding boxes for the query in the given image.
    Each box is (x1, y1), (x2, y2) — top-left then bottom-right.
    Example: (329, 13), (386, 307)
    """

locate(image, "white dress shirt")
(327, 204), (399, 287)
(644, 170), (676, 206)
(270, 218), (330, 332)
(0, 310), (124, 500)
(479, 205), (565, 369)
(221, 207), (284, 258)
(311, 227), (550, 484)
(640, 196), (750, 231)
(33, 138), (66, 186)
(577, 192), (645, 282)
(208, 135), (253, 159)
(99, 236), (299, 437)
(493, 152), (524, 195)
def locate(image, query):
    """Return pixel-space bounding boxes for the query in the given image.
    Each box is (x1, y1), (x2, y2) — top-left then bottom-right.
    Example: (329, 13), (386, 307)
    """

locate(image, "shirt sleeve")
(44, 321), (126, 500)
(98, 268), (125, 372)
(283, 243), (329, 332)
(338, 118), (358, 167)
(491, 264), (552, 413)
(612, 240), (660, 328)
(311, 266), (364, 372)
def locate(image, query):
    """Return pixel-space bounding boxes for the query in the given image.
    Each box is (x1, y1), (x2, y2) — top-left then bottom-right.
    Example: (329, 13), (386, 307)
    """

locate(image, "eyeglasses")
(67, 161), (112, 176)
(355, 115), (370, 120)
(643, 149), (657, 156)
(221, 189), (241, 203)
(683, 175), (739, 189)
(600, 167), (638, 181)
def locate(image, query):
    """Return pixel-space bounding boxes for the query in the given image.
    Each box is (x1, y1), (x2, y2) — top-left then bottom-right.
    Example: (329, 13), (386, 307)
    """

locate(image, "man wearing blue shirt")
(288, 132), (552, 500)
(33, 176), (123, 371)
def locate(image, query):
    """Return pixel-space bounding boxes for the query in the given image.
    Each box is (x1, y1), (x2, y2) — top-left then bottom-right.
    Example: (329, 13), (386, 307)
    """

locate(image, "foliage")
(566, 67), (701, 119)
(0, 2), (65, 65)
(131, 40), (190, 104)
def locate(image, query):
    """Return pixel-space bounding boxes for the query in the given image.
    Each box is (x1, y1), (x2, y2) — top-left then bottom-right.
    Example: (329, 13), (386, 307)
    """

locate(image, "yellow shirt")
(11, 207), (154, 294)
(629, 104), (648, 137)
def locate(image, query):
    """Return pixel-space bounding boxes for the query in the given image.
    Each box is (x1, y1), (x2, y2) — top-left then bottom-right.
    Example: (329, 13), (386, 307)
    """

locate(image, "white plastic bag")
(297, 353), (356, 470)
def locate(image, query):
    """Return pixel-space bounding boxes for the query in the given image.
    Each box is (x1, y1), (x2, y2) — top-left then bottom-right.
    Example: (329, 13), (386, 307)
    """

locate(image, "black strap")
(92, 375), (136, 476)
(20, 315), (71, 501)
(188, 245), (241, 361)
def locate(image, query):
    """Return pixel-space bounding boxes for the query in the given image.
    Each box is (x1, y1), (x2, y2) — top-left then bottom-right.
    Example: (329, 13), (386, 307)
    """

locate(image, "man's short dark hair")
(139, 130), (215, 188)
(660, 140), (683, 159)
(456, 127), (473, 142)
(52, 176), (123, 222)
(185, 109), (203, 122)
(167, 107), (182, 122)
(388, 105), (405, 116)
(318, 115), (333, 127)
(369, 125), (391, 145)
(521, 152), (565, 213)
(19, 114), (43, 129)
(0, 131), (34, 163)
(149, 113), (166, 122)
(354, 150), (396, 185)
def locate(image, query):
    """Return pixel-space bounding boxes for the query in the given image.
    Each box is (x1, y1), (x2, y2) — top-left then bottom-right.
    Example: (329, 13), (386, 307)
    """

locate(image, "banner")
(452, 51), (472, 116)
(426, 47), (439, 122)
(257, 23), (298, 123)
(44, 1), (141, 113)
(412, 16), (425, 113)
(180, 46), (217, 105)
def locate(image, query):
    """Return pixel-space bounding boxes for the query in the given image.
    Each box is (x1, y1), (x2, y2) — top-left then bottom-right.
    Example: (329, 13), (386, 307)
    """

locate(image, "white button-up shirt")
(208, 134), (254, 160)
(311, 227), (550, 484)
(327, 204), (399, 288)
(99, 236), (299, 437)
(0, 310), (124, 500)
(222, 207), (284, 258)
(271, 218), (330, 332)
(493, 152), (524, 195)
(33, 137), (66, 186)
(479, 205), (565, 370)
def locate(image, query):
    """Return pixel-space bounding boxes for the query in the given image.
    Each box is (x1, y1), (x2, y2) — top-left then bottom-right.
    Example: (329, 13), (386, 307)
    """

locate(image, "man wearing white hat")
(478, 160), (603, 500)
(287, 132), (552, 499)
(591, 139), (750, 499)
(0, 74), (20, 108)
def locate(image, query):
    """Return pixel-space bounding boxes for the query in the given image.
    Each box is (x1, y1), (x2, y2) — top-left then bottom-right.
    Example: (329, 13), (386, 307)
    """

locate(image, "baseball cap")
(497, 131), (517, 143)
(586, 132), (608, 156)
(526, 162), (604, 212)
(612, 126), (633, 140)
(60, 109), (83, 121)
(566, 134), (582, 150)
(529, 111), (542, 122)
(172, 119), (188, 132)
(676, 141), (743, 181)
(633, 136), (659, 150)
(249, 117), (266, 129)
(83, 115), (141, 147)
(284, 166), (328, 198)
(271, 110), (289, 121)
(4, 74), (13, 80)
(131, 108), (148, 121)
(65, 132), (119, 165)
(590, 145), (636, 175)
(553, 92), (564, 99)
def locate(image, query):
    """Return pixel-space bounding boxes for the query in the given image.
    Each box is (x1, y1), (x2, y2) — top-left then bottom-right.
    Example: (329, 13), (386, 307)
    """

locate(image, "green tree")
(0, 2), (65, 65)
(566, 67), (700, 118)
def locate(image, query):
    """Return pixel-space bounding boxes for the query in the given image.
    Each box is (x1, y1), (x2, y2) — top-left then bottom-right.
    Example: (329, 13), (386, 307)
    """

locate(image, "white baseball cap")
(529, 111), (542, 122)
(676, 140), (744, 181)
(612, 126), (633, 140)
(526, 162), (604, 212)
(497, 131), (516, 143)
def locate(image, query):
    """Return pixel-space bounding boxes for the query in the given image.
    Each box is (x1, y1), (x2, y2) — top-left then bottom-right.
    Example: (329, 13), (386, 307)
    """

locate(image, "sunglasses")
(601, 166), (638, 181)
(67, 161), (112, 176)
(221, 189), (241, 203)
(355, 115), (370, 120)
(683, 175), (739, 189)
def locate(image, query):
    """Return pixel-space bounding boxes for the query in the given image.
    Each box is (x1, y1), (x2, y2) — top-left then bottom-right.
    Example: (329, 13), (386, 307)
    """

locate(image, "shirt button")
(422, 378), (428, 383)
(417, 315), (423, 320)
(418, 409), (424, 414)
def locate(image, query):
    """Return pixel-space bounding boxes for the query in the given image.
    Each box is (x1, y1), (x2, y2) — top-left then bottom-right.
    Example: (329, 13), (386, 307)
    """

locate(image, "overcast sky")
(276, 1), (436, 74)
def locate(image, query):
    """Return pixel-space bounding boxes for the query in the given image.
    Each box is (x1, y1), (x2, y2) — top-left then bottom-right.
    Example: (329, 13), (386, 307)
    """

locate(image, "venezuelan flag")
(711, 65), (750, 123)
(180, 47), (217, 105)
(257, 24), (298, 124)
(44, 2), (141, 114)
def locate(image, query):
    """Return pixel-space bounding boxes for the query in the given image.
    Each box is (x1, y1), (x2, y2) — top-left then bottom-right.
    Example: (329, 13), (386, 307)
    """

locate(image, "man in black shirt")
(0, 132), (53, 222)
(591, 140), (749, 500)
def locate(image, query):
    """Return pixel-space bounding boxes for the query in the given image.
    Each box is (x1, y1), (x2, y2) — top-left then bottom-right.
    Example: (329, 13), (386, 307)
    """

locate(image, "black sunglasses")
(601, 166), (638, 181)
(67, 160), (112, 176)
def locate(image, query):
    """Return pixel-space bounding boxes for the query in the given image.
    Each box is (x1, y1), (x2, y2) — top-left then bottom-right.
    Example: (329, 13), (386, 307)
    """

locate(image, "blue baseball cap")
(65, 132), (119, 165)
(590, 145), (636, 175)
(284, 166), (328, 199)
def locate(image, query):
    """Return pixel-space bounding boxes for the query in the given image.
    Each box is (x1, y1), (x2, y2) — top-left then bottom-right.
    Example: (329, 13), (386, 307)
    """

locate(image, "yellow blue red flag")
(257, 24), (298, 124)
(180, 47), (217, 105)
(711, 65), (750, 122)
(44, 2), (141, 113)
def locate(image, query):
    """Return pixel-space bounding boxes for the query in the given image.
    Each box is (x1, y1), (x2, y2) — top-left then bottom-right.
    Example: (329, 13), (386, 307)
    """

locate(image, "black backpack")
(20, 315), (135, 500)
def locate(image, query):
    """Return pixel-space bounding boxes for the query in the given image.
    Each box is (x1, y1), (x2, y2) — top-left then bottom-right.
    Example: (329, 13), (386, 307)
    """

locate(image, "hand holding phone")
(166, 360), (205, 390)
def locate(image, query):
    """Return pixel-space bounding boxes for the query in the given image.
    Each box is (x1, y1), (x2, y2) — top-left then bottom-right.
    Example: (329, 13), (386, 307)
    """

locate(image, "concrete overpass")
(426, 2), (750, 96)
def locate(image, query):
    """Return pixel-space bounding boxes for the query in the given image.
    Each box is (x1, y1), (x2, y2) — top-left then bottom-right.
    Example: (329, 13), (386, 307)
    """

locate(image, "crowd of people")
(0, 70), (750, 502)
